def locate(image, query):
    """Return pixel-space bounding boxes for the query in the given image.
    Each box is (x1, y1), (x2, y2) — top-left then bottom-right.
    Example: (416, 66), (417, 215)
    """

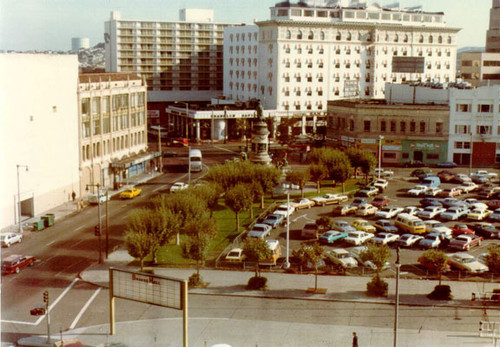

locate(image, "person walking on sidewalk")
(352, 332), (358, 347)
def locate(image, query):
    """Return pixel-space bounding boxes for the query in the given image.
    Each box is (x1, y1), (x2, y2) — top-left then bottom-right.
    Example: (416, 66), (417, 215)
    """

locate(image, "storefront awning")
(109, 151), (160, 169)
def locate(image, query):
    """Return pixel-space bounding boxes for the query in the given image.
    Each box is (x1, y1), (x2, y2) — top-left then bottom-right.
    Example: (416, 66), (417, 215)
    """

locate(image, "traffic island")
(306, 288), (327, 294)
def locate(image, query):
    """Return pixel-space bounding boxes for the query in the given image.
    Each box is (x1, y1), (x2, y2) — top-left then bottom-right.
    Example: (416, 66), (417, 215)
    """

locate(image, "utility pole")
(44, 290), (51, 344)
(106, 190), (109, 259)
(393, 247), (401, 347)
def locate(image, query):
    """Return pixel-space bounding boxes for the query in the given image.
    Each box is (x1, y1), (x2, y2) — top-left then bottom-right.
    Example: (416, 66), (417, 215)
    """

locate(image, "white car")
(247, 224), (272, 239)
(0, 233), (23, 247)
(424, 220), (452, 236)
(424, 187), (443, 197)
(326, 249), (358, 269)
(454, 173), (472, 183)
(274, 203), (295, 217)
(476, 170), (498, 180)
(402, 206), (422, 216)
(371, 232), (400, 245)
(225, 248), (245, 262)
(88, 191), (110, 204)
(374, 206), (404, 219)
(344, 231), (375, 246)
(448, 252), (489, 273)
(291, 198), (315, 209)
(395, 234), (424, 247)
(440, 206), (469, 221)
(417, 206), (446, 219)
(170, 182), (189, 192)
(311, 193), (348, 206)
(408, 185), (428, 196)
(468, 209), (492, 221)
(373, 179), (389, 191)
(356, 204), (378, 216)
(458, 182), (479, 193)
(418, 233), (442, 249)
(371, 168), (394, 177)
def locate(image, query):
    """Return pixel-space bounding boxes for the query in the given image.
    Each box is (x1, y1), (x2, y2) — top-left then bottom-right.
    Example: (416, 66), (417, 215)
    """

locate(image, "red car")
(448, 234), (483, 251)
(371, 196), (390, 208)
(1, 254), (36, 274)
(452, 224), (475, 236)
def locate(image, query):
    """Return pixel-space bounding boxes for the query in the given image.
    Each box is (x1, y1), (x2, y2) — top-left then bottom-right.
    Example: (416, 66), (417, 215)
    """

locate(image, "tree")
(125, 209), (154, 271)
(148, 208), (179, 264)
(292, 242), (325, 291)
(252, 164), (281, 208)
(360, 244), (391, 297)
(486, 244), (500, 274)
(184, 214), (218, 276)
(308, 164), (328, 193)
(277, 117), (296, 145)
(286, 169), (310, 197)
(358, 151), (377, 184)
(308, 148), (353, 191)
(419, 249), (448, 285)
(191, 182), (222, 216)
(225, 183), (253, 231)
(242, 237), (272, 278)
(345, 148), (364, 178)
(329, 153), (352, 193)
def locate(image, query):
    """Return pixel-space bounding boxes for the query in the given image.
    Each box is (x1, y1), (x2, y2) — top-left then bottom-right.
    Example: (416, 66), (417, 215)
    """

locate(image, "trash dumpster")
(41, 213), (55, 227)
(32, 220), (45, 231)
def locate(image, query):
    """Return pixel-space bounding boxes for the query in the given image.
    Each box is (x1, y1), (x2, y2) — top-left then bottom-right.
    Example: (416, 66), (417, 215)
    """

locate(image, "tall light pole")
(284, 191), (291, 269)
(175, 101), (189, 142)
(16, 164), (28, 233)
(378, 135), (384, 180)
(393, 247), (401, 347)
(469, 132), (473, 176)
(86, 183), (103, 264)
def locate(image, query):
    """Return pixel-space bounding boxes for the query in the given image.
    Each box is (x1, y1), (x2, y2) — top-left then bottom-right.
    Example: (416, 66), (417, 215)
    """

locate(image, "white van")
(394, 213), (426, 234)
(189, 149), (203, 172)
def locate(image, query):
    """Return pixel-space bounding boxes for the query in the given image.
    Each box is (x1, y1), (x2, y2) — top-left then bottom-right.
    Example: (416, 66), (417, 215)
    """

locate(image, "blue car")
(374, 219), (399, 233)
(436, 161), (457, 168)
(319, 230), (348, 244)
(262, 213), (284, 228)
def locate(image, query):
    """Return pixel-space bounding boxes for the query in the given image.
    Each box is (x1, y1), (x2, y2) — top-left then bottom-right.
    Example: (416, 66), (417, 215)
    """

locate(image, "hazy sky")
(0, 0), (491, 51)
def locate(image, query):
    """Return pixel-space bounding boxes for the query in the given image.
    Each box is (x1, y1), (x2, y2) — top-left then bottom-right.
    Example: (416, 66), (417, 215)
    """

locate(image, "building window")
(420, 121), (425, 133)
(456, 104), (471, 112)
(380, 120), (386, 132)
(349, 119), (354, 131)
(390, 121), (396, 132)
(477, 125), (492, 135)
(297, 31), (302, 39)
(455, 141), (471, 149)
(426, 153), (439, 160)
(410, 121), (416, 132)
(336, 32), (341, 40)
(478, 104), (493, 113)
(436, 122), (443, 134)
(308, 31), (314, 40)
(286, 30), (291, 39)
(364, 120), (371, 132)
(383, 152), (396, 159)
(400, 121), (406, 133)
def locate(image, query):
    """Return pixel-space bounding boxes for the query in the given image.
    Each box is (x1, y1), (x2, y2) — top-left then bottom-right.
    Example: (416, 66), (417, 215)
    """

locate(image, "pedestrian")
(352, 332), (358, 347)
(71, 191), (76, 202)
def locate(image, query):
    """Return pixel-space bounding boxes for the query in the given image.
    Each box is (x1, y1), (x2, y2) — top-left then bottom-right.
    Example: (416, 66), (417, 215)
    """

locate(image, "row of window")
(82, 111), (146, 138)
(81, 93), (146, 116)
(81, 131), (146, 162)
(333, 118), (443, 134)
(455, 103), (499, 113)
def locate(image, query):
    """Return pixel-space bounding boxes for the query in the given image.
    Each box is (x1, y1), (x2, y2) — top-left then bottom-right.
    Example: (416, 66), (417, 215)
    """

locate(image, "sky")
(0, 0), (492, 51)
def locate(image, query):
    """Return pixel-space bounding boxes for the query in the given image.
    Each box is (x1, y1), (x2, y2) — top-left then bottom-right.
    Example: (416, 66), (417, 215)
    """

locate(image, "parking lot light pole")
(378, 135), (384, 180)
(284, 191), (291, 269)
(16, 164), (28, 233)
(394, 247), (401, 347)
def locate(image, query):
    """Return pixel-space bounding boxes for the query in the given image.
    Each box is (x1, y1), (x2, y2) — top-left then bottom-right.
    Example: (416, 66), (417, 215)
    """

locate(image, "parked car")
(418, 254), (451, 272)
(468, 208), (492, 221)
(418, 233), (449, 249)
(325, 249), (358, 269)
(301, 223), (319, 239)
(439, 187), (463, 198)
(440, 198), (467, 209)
(351, 219), (376, 233)
(332, 220), (357, 233)
(0, 233), (23, 247)
(396, 234), (424, 247)
(489, 208), (500, 221)
(417, 206), (446, 219)
(372, 232), (400, 245)
(424, 187), (443, 197)
(247, 224), (272, 239)
(373, 179), (389, 191)
(169, 182), (189, 193)
(477, 186), (500, 199)
(449, 234), (483, 251)
(371, 168), (394, 177)
(487, 200), (500, 210)
(274, 203), (295, 217)
(355, 186), (379, 197)
(262, 213), (285, 228)
(88, 191), (110, 204)
(349, 245), (390, 271)
(371, 196), (390, 208)
(458, 182), (479, 194)
(350, 198), (368, 208)
(319, 230), (348, 244)
(291, 198), (315, 209)
(410, 169), (432, 180)
(225, 248), (245, 262)
(452, 224), (475, 236)
(374, 219), (399, 233)
(464, 198), (480, 207)
(408, 185), (429, 197)
(440, 206), (469, 221)
(405, 161), (426, 168)
(475, 170), (498, 180)
(402, 206), (422, 216)
(469, 223), (500, 239)
(1, 255), (36, 274)
(311, 193), (347, 206)
(423, 220), (452, 235)
(453, 174), (472, 184)
(436, 161), (457, 168)
(419, 198), (443, 208)
(332, 204), (358, 216)
(471, 174), (490, 184)
(344, 231), (375, 246)
(447, 253), (488, 273)
(437, 170), (456, 182)
(356, 204), (378, 216)
(374, 206), (404, 219)
(119, 187), (142, 199)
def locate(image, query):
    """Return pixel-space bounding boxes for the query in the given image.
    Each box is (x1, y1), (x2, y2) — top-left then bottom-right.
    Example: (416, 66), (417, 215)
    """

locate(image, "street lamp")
(284, 191), (291, 269)
(175, 101), (189, 142)
(378, 135), (384, 180)
(393, 247), (401, 347)
(151, 125), (165, 173)
(16, 164), (28, 233)
(469, 132), (473, 176)
(86, 183), (103, 264)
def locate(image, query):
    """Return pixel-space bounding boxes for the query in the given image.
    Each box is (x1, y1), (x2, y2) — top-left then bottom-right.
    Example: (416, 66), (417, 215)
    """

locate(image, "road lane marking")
(1, 278), (79, 326)
(69, 288), (102, 329)
(47, 240), (56, 246)
(74, 226), (84, 232)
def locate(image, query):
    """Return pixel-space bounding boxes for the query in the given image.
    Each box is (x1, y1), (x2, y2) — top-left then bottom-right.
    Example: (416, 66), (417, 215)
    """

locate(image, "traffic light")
(43, 290), (49, 303)
(94, 225), (101, 236)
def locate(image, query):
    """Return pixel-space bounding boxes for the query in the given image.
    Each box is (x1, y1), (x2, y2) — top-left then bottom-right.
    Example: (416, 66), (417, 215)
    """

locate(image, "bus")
(189, 148), (203, 172)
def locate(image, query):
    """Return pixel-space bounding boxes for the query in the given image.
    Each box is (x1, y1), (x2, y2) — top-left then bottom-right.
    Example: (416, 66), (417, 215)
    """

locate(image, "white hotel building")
(224, 0), (460, 113)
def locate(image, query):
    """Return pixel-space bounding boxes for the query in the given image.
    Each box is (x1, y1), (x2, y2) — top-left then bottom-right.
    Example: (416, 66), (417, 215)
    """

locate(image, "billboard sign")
(392, 57), (425, 73)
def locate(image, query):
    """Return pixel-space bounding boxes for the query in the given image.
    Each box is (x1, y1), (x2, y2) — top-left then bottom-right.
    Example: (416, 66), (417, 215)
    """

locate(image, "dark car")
(487, 200), (500, 210)
(371, 196), (390, 208)
(350, 198), (368, 208)
(441, 198), (467, 209)
(436, 162), (457, 168)
(405, 160), (426, 168)
(1, 254), (36, 274)
(471, 175), (489, 184)
(411, 169), (432, 180)
(452, 224), (475, 236)
(374, 219), (399, 233)
(437, 170), (455, 182)
(419, 197), (443, 208)
(469, 223), (500, 239)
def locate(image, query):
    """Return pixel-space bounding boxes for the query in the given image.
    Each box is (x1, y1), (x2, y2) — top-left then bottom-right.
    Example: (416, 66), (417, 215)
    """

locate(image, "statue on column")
(249, 100), (272, 165)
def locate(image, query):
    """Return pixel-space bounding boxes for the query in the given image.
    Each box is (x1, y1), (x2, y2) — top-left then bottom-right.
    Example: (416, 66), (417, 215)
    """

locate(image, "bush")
(188, 273), (207, 288)
(246, 276), (267, 290)
(366, 274), (388, 297)
(427, 285), (453, 300)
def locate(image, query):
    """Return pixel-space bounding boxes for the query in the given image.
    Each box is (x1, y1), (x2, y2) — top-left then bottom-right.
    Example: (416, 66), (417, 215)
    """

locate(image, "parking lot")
(241, 167), (500, 280)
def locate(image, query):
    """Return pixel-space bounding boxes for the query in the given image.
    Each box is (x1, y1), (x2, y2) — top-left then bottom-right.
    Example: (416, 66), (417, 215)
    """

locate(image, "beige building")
(460, 51), (500, 87)
(78, 73), (156, 194)
(326, 99), (449, 166)
(487, 0), (500, 52)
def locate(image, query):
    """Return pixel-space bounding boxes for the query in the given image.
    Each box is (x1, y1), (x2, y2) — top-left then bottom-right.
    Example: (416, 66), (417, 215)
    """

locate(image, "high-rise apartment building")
(224, 0), (459, 112)
(486, 0), (500, 52)
(104, 10), (235, 103)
